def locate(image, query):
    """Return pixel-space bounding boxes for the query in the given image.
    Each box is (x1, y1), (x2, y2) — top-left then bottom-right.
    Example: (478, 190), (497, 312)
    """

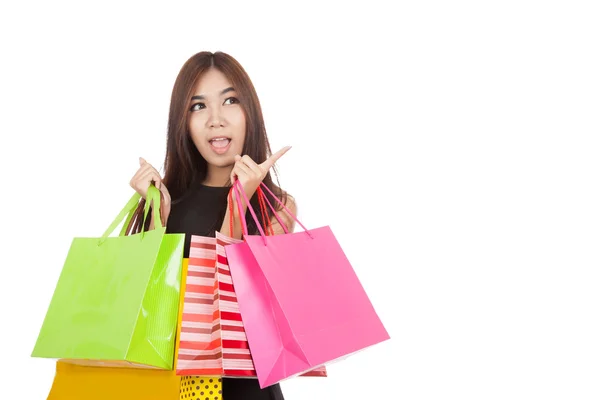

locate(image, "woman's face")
(188, 67), (246, 168)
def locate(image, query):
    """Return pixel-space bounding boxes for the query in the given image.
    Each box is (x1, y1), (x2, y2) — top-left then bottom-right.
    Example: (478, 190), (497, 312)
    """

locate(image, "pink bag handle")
(232, 180), (313, 244)
(257, 187), (289, 234)
(233, 180), (267, 245)
(256, 182), (313, 236)
(229, 187), (277, 236)
(255, 181), (312, 237)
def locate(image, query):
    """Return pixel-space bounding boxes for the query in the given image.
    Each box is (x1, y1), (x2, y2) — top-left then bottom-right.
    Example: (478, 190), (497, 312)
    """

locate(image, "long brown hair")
(127, 51), (287, 235)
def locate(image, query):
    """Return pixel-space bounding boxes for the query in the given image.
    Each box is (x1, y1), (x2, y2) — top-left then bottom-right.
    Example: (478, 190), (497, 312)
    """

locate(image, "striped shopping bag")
(176, 232), (253, 376)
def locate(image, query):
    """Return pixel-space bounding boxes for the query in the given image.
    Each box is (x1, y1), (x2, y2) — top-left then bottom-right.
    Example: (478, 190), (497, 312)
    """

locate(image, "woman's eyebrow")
(191, 87), (235, 101)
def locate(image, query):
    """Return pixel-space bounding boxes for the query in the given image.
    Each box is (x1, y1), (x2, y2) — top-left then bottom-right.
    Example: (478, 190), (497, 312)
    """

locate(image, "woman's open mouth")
(209, 137), (231, 155)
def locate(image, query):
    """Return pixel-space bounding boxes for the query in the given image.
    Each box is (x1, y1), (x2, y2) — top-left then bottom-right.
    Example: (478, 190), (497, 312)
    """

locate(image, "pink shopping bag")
(176, 188), (327, 379)
(225, 181), (390, 388)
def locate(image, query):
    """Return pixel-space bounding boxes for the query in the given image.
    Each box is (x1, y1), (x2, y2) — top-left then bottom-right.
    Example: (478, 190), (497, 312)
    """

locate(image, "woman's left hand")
(230, 146), (291, 198)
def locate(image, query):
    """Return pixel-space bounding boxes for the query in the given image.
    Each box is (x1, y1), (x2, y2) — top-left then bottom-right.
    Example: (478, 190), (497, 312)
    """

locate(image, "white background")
(1, 1), (599, 399)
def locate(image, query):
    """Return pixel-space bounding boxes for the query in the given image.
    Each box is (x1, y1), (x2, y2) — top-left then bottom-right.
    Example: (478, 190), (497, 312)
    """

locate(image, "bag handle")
(257, 187), (276, 236)
(119, 200), (140, 236)
(232, 180), (265, 243)
(254, 181), (312, 236)
(140, 185), (163, 233)
(228, 186), (276, 237)
(232, 180), (313, 245)
(98, 184), (162, 245)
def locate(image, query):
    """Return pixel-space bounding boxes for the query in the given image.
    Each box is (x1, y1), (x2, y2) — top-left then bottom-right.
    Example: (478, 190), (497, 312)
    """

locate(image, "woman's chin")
(203, 154), (234, 168)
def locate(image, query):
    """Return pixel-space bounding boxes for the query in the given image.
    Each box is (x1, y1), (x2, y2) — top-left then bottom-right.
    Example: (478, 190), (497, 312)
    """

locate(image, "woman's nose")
(208, 108), (225, 128)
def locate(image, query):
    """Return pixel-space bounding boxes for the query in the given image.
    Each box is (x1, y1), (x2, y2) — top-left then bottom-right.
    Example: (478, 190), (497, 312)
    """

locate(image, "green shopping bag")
(32, 185), (184, 370)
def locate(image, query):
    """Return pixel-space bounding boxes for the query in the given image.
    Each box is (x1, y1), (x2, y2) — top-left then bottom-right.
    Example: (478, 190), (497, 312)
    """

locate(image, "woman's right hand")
(130, 157), (171, 220)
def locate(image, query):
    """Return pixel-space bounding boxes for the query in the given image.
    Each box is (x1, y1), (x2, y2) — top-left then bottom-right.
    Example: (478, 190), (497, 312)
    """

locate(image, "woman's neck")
(202, 164), (233, 187)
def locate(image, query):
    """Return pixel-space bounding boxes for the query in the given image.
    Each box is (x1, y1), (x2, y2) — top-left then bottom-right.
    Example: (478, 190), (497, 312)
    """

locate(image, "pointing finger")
(260, 146), (291, 171)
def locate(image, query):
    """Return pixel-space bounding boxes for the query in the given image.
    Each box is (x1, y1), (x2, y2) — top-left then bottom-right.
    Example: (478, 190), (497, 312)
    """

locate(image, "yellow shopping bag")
(46, 260), (223, 400)
(47, 361), (182, 400)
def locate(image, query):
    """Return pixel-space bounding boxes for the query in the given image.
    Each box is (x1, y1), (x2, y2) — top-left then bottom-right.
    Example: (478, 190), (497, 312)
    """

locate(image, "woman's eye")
(190, 102), (205, 111)
(224, 97), (239, 105)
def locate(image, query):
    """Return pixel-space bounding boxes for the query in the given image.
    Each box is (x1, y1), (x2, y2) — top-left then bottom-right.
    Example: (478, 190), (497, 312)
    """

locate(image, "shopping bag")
(180, 375), (222, 400)
(176, 232), (251, 376)
(47, 361), (181, 400)
(177, 188), (327, 379)
(46, 259), (222, 400)
(46, 258), (186, 399)
(225, 181), (390, 388)
(32, 185), (185, 369)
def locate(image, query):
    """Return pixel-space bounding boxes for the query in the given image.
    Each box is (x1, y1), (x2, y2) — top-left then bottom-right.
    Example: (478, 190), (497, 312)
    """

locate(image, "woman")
(128, 51), (295, 399)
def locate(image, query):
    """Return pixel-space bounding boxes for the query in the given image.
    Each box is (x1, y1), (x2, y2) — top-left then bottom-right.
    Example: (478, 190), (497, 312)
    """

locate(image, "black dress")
(166, 181), (285, 400)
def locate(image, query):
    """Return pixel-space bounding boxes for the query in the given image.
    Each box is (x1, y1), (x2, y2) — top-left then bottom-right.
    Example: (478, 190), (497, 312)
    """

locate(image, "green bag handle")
(142, 185), (163, 233)
(98, 185), (162, 245)
(141, 185), (163, 232)
(117, 191), (147, 237)
(118, 202), (138, 237)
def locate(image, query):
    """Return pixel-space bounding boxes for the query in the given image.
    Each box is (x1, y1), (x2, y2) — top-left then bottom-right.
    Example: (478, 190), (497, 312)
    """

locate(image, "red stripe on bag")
(183, 297), (213, 305)
(186, 270), (215, 278)
(190, 241), (215, 249)
(221, 324), (245, 333)
(177, 351), (223, 360)
(221, 311), (242, 322)
(219, 282), (235, 292)
(181, 323), (221, 333)
(222, 340), (249, 350)
(223, 369), (256, 377)
(188, 257), (215, 267)
(185, 284), (214, 295)
(223, 353), (253, 360)
(180, 326), (213, 334)
(182, 313), (214, 323)
(179, 340), (221, 351)
(219, 294), (238, 303)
